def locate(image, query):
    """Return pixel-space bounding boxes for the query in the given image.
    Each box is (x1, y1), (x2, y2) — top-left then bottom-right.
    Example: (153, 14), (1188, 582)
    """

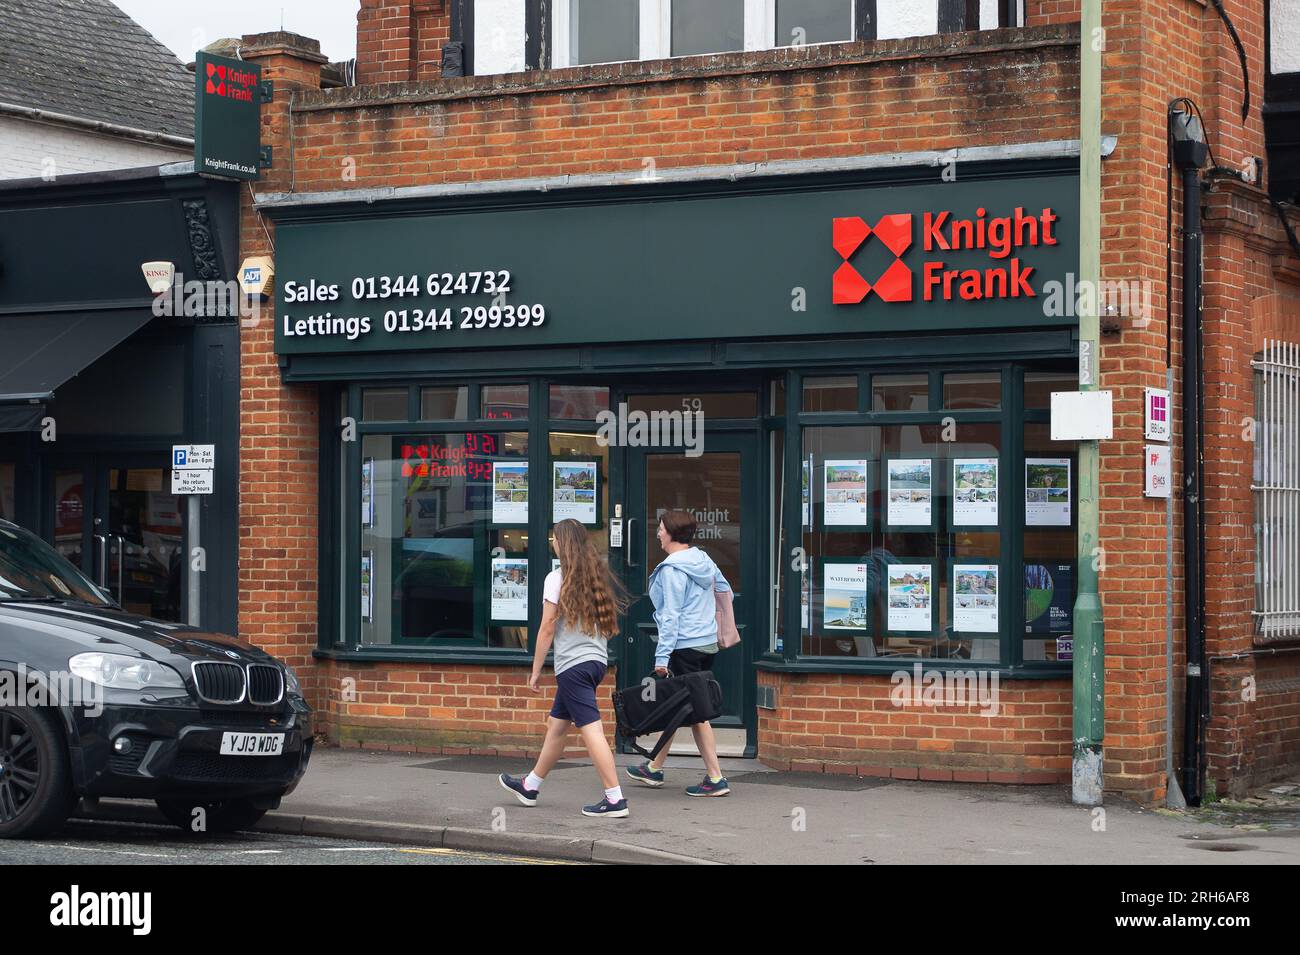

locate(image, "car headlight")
(69, 652), (185, 691)
(283, 665), (303, 697)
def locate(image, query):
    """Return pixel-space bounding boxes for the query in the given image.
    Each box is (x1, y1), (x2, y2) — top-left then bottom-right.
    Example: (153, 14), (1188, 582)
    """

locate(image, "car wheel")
(155, 797), (268, 835)
(0, 707), (75, 839)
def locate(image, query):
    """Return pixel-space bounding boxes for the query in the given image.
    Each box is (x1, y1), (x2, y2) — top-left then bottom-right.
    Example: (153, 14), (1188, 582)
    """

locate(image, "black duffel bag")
(612, 670), (724, 761)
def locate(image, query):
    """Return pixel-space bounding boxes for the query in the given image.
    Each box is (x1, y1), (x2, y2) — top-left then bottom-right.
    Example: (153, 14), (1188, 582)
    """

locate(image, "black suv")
(0, 520), (312, 838)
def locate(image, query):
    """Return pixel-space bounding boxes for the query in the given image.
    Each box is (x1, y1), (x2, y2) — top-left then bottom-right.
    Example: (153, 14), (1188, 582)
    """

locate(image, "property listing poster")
(953, 564), (999, 633)
(492, 461), (529, 524)
(887, 563), (932, 632)
(1025, 458), (1072, 526)
(553, 462), (597, 524)
(361, 458), (375, 528)
(490, 557), (529, 621)
(887, 458), (932, 526)
(952, 458), (998, 526)
(802, 459), (811, 528)
(822, 562), (869, 631)
(823, 459), (868, 526)
(1024, 561), (1074, 660)
(801, 571), (810, 630)
(360, 551), (373, 623)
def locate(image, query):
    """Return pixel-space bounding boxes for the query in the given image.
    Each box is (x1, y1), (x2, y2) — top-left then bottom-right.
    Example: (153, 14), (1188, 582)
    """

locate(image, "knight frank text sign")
(194, 51), (263, 181)
(273, 169), (1079, 356)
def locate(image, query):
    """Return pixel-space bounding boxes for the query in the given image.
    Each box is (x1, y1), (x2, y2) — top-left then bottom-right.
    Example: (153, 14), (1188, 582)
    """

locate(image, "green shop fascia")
(266, 158), (1082, 751)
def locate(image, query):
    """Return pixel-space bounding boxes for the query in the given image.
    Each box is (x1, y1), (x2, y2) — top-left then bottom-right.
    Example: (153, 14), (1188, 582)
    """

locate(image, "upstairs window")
(671, 0), (746, 56)
(569, 0), (641, 65)
(548, 0), (1019, 70)
(776, 0), (854, 47)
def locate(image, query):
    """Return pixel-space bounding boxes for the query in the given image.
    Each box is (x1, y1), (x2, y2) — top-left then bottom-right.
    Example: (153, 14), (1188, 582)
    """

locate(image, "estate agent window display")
(331, 366), (1076, 672)
(780, 364), (1079, 671)
(346, 381), (612, 654)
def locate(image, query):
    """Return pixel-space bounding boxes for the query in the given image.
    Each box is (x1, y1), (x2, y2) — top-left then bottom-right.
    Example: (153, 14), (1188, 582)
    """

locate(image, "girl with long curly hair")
(500, 519), (631, 817)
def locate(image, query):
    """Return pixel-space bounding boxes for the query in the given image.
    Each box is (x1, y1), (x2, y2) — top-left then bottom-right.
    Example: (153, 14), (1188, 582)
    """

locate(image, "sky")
(112, 0), (362, 63)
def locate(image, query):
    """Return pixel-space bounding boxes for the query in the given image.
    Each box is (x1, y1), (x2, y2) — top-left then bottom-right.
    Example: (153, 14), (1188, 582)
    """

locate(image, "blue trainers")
(581, 796), (630, 818)
(625, 761), (665, 788)
(498, 773), (539, 807)
(685, 775), (731, 797)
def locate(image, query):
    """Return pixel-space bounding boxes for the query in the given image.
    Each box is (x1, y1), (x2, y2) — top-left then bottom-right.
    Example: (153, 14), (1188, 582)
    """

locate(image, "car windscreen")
(0, 524), (110, 605)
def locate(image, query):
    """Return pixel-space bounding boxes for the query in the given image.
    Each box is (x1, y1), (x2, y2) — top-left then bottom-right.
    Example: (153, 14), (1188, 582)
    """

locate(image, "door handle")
(93, 535), (108, 588)
(112, 534), (125, 603)
(625, 517), (637, 568)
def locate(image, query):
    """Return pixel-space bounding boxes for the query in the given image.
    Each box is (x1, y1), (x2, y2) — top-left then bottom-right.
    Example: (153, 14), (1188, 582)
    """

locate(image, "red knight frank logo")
(834, 206), (1059, 308)
(832, 214), (914, 304)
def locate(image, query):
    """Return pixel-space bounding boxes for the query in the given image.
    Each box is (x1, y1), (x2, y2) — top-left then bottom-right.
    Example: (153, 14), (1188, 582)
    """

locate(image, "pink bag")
(714, 585), (741, 650)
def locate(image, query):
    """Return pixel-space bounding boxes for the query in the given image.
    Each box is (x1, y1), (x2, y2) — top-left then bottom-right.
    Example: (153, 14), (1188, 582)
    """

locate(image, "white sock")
(525, 772), (544, 792)
(605, 785), (624, 803)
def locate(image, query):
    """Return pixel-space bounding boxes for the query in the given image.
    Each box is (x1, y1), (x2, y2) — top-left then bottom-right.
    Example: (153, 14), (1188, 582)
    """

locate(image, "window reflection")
(361, 431), (528, 647)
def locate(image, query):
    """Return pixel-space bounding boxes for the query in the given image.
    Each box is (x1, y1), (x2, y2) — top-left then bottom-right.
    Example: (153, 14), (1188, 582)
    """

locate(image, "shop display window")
(334, 366), (1076, 671)
(360, 430), (529, 649)
(1022, 422), (1077, 664)
(799, 422), (1002, 660)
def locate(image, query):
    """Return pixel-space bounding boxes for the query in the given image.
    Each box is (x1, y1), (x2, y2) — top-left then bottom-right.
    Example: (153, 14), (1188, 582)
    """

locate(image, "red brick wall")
(415, 1), (452, 82)
(1026, 1), (1082, 27)
(758, 671), (1073, 782)
(291, 29), (1081, 189)
(1092, 0), (1300, 799)
(315, 661), (620, 757)
(356, 0), (451, 86)
(1088, 0), (1200, 805)
(237, 35), (329, 693)
(1195, 0), (1300, 796)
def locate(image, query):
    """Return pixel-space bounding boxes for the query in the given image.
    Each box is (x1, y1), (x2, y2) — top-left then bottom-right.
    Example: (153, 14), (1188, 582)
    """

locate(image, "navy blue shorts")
(550, 660), (608, 728)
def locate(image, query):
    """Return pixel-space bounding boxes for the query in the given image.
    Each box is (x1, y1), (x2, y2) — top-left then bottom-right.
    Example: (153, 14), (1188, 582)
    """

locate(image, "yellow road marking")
(396, 847), (576, 865)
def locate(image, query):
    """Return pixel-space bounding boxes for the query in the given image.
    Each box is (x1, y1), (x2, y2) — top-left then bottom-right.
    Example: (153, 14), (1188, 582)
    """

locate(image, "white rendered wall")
(474, 0), (528, 75)
(1273, 1), (1300, 74)
(877, 0), (939, 41)
(0, 116), (188, 180)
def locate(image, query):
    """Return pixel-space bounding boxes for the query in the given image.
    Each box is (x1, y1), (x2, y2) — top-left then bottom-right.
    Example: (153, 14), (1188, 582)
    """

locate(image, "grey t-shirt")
(544, 570), (610, 675)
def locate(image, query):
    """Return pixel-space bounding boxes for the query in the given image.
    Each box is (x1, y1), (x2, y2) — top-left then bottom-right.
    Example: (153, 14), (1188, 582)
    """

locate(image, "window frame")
(551, 0), (858, 69)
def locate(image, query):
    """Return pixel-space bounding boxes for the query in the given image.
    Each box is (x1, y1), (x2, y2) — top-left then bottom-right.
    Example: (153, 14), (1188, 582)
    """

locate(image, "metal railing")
(1252, 339), (1300, 640)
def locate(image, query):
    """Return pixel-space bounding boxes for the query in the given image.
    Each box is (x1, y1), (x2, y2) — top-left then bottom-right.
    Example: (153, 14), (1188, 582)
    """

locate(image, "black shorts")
(668, 647), (716, 676)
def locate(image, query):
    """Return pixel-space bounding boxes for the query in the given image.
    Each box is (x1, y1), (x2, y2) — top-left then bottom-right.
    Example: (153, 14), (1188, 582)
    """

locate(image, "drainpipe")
(1170, 106), (1209, 804)
(1072, 0), (1105, 806)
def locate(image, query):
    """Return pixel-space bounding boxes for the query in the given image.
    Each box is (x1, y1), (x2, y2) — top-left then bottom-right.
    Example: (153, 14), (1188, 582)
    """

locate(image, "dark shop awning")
(0, 310), (153, 431)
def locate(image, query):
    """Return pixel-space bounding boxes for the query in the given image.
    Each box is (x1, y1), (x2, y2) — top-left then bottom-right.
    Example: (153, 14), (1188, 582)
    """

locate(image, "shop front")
(270, 157), (1082, 772)
(0, 167), (241, 633)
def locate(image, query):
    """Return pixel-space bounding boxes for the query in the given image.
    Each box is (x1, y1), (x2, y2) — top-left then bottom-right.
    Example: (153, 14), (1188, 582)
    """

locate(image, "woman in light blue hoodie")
(625, 509), (733, 797)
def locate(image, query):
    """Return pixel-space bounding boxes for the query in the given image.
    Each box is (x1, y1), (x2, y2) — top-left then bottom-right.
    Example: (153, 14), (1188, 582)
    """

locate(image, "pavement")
(79, 748), (1300, 865)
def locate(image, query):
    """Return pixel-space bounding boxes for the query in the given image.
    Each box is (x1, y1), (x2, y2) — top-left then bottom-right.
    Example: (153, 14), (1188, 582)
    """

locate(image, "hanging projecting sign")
(272, 171), (1079, 357)
(194, 51), (266, 181)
